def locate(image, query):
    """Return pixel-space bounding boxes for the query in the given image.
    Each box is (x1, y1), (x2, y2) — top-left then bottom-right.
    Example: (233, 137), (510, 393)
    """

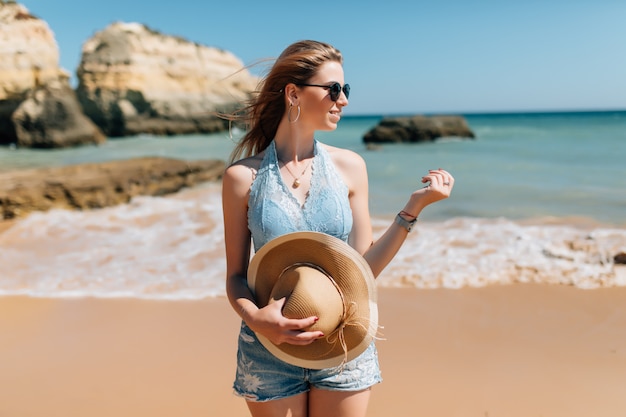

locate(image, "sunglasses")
(297, 82), (350, 101)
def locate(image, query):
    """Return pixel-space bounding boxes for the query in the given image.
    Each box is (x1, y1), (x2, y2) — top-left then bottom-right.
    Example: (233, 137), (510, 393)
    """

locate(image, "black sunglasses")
(297, 82), (350, 101)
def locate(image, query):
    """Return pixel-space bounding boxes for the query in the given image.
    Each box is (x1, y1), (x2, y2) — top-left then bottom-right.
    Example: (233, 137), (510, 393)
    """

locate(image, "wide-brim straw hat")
(247, 231), (378, 369)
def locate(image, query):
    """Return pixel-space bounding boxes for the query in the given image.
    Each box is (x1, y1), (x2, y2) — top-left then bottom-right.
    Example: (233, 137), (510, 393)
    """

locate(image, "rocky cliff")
(0, 2), (104, 147)
(76, 22), (258, 137)
(0, 2), (60, 101)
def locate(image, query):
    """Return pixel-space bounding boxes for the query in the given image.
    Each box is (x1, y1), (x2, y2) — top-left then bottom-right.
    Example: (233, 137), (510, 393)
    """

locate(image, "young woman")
(222, 40), (454, 417)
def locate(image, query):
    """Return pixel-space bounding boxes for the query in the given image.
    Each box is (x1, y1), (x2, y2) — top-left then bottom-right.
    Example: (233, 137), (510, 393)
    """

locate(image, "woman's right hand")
(246, 297), (325, 346)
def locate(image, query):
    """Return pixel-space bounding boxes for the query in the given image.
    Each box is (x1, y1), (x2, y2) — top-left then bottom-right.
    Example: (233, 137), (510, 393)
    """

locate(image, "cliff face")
(2, 4), (257, 146)
(76, 22), (258, 137)
(0, 2), (105, 147)
(0, 2), (61, 101)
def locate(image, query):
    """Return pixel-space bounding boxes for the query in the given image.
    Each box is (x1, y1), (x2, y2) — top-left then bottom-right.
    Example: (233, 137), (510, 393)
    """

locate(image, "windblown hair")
(228, 40), (343, 163)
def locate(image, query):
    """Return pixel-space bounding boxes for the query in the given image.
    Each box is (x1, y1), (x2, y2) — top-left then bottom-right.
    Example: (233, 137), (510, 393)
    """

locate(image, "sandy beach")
(1, 284), (625, 417)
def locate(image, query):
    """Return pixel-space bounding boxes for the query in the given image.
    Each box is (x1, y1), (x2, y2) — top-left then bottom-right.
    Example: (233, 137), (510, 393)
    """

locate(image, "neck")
(274, 138), (315, 164)
(274, 120), (315, 163)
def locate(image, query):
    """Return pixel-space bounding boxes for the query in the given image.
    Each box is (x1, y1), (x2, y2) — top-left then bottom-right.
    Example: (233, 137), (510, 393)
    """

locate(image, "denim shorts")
(233, 322), (382, 402)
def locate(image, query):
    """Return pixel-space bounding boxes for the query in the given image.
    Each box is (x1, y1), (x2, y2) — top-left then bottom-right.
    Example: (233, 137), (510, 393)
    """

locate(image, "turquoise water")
(2, 110), (625, 225)
(320, 111), (626, 225)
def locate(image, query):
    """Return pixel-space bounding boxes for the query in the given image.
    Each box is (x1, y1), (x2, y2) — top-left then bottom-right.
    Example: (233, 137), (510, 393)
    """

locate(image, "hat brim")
(248, 231), (378, 369)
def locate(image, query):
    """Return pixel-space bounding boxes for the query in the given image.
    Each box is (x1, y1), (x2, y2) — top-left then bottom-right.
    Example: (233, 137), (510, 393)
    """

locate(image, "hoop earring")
(288, 103), (301, 123)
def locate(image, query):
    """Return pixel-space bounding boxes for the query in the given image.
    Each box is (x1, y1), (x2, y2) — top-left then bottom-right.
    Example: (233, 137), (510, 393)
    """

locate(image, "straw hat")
(247, 231), (379, 369)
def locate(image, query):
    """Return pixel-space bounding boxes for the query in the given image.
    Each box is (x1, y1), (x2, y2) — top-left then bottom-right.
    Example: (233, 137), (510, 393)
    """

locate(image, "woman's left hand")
(410, 168), (455, 209)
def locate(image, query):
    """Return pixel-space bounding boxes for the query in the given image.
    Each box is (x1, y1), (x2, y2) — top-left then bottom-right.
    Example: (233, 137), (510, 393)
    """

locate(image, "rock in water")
(363, 115), (475, 144)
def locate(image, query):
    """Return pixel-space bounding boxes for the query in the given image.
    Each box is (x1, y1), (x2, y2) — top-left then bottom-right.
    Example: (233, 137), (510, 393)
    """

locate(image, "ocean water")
(1, 111), (625, 299)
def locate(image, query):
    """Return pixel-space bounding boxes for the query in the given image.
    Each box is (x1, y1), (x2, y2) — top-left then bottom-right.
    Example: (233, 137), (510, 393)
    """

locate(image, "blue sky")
(21, 0), (626, 115)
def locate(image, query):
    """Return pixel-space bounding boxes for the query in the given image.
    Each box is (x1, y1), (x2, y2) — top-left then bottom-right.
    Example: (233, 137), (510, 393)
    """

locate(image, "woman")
(222, 40), (454, 417)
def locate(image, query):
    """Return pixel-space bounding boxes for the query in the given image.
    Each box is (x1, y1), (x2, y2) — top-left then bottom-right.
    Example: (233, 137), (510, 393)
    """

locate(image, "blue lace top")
(248, 139), (353, 252)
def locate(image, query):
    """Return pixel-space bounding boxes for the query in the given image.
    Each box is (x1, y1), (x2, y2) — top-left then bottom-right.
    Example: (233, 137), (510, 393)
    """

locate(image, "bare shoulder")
(319, 143), (366, 173)
(223, 153), (264, 192)
(319, 143), (367, 192)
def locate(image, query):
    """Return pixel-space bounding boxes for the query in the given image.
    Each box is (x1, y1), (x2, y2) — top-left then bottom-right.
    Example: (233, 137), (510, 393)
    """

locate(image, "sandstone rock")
(363, 115), (475, 144)
(0, 157), (225, 220)
(76, 22), (258, 137)
(12, 80), (106, 147)
(0, 2), (60, 101)
(0, 2), (105, 147)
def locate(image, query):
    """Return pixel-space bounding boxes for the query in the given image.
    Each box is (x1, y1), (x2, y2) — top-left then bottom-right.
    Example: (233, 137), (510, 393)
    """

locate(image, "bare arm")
(333, 147), (453, 277)
(222, 162), (257, 319)
(363, 168), (454, 276)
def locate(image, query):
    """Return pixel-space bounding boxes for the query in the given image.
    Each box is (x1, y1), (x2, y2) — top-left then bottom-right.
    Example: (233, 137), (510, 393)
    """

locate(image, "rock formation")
(0, 2), (104, 147)
(363, 115), (475, 144)
(76, 22), (258, 137)
(0, 157), (225, 220)
(11, 79), (106, 147)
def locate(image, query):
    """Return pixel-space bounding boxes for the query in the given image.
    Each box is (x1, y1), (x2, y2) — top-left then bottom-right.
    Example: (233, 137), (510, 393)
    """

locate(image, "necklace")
(281, 158), (313, 189)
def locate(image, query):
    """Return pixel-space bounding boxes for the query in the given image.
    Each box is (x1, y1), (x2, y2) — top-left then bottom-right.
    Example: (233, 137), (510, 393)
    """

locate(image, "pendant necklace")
(281, 158), (313, 189)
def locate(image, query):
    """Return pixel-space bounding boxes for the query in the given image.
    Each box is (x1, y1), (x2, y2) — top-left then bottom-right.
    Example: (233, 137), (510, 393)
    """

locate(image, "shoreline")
(1, 201), (625, 299)
(2, 284), (626, 417)
(0, 218), (15, 234)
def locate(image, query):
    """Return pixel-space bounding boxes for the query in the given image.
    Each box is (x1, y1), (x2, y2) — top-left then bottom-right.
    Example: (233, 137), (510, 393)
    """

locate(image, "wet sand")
(1, 284), (625, 417)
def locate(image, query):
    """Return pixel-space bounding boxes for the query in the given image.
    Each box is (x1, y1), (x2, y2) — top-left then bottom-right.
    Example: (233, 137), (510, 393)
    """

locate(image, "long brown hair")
(228, 40), (343, 163)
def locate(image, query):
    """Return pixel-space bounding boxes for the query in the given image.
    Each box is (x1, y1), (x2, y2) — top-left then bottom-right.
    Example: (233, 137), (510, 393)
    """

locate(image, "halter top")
(248, 140), (353, 252)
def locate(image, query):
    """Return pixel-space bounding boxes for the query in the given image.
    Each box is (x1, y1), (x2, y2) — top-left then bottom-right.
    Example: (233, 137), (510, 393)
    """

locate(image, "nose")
(336, 91), (349, 106)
